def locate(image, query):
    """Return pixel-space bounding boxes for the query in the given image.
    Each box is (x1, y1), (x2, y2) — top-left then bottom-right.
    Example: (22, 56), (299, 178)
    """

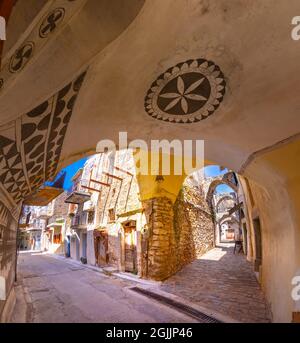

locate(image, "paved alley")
(160, 244), (272, 323)
(12, 246), (272, 323)
(12, 252), (197, 323)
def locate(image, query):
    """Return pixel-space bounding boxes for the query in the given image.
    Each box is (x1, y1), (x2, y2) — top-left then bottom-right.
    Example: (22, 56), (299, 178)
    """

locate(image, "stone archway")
(216, 195), (236, 212)
(218, 215), (239, 226)
(0, 0), (300, 322)
(206, 173), (238, 209)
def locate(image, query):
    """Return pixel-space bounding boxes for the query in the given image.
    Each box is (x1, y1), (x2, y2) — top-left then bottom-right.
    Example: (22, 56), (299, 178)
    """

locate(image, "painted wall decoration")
(0, 197), (18, 318)
(0, 0), (87, 93)
(39, 8), (65, 38)
(0, 70), (87, 205)
(0, 200), (16, 271)
(8, 41), (34, 73)
(144, 58), (226, 123)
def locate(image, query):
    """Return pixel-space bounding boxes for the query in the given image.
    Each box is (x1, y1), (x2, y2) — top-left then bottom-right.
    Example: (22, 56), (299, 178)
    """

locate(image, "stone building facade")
(44, 192), (69, 254)
(19, 191), (69, 255)
(142, 175), (215, 280)
(66, 151), (145, 274)
(66, 151), (215, 280)
(18, 206), (44, 251)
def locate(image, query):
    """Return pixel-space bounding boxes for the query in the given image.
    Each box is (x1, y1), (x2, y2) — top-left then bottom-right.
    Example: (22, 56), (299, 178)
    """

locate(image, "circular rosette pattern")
(144, 58), (226, 124)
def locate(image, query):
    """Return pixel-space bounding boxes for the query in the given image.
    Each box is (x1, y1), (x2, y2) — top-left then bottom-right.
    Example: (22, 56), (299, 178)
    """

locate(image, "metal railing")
(71, 212), (88, 227)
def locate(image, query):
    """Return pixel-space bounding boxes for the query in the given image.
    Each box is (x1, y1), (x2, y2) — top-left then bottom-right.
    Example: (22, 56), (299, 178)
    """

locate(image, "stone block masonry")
(144, 197), (175, 280)
(144, 176), (214, 280)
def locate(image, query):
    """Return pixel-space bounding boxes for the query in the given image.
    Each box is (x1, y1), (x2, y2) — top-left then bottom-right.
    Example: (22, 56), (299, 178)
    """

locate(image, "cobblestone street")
(160, 244), (272, 323)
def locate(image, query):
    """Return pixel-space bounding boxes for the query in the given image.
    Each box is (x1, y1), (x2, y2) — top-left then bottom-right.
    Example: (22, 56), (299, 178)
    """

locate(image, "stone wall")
(48, 191), (69, 224)
(107, 224), (121, 267)
(143, 176), (214, 280)
(143, 197), (175, 280)
(77, 151), (143, 271)
(69, 152), (215, 281)
(97, 150), (142, 225)
(173, 181), (214, 269)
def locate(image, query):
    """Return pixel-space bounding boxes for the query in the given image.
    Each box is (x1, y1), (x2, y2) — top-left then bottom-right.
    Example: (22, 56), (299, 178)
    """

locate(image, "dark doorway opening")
(253, 217), (262, 272)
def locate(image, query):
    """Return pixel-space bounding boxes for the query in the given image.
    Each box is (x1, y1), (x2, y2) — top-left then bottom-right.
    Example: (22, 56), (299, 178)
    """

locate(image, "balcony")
(23, 186), (64, 206)
(36, 206), (53, 219)
(71, 212), (88, 229)
(65, 184), (91, 205)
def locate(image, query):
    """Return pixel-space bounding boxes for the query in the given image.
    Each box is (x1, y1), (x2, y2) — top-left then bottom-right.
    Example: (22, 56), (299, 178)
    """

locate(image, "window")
(88, 211), (95, 224)
(53, 233), (62, 244)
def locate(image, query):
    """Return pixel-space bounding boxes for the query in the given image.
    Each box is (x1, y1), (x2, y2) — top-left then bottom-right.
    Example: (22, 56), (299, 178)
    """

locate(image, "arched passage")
(216, 195), (236, 213)
(0, 0), (300, 323)
(206, 173), (238, 209)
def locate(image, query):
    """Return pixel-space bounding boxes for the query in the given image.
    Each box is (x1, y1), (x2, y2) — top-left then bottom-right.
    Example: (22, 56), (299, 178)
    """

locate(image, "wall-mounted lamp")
(155, 175), (164, 183)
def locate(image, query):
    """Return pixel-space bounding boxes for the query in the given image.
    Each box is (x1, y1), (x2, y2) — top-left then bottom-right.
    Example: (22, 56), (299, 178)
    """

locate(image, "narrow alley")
(1, 0), (300, 327)
(12, 252), (198, 323)
(12, 245), (271, 323)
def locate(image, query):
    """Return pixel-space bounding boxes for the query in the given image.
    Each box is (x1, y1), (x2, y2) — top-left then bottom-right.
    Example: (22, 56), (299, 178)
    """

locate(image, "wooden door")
(98, 232), (108, 266)
(124, 227), (137, 273)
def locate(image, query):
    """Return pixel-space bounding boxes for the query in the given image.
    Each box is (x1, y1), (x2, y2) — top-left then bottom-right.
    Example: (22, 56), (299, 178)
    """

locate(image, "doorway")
(253, 217), (262, 272)
(81, 232), (87, 259)
(242, 222), (248, 255)
(75, 233), (80, 261)
(66, 235), (71, 257)
(94, 231), (108, 266)
(123, 222), (137, 274)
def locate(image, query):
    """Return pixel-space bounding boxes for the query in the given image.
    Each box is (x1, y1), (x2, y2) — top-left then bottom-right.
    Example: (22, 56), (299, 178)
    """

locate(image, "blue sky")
(47, 157), (87, 191)
(204, 165), (234, 193)
(215, 183), (235, 194)
(63, 157), (88, 190)
(204, 165), (228, 177)
(49, 160), (233, 193)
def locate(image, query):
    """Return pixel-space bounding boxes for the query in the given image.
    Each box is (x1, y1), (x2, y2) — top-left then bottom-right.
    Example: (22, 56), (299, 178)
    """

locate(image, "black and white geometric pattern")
(144, 58), (226, 124)
(0, 71), (87, 204)
(0, 200), (16, 270)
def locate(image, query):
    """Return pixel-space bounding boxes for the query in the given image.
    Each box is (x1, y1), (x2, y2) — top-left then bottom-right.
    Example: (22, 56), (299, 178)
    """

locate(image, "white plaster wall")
(245, 163), (299, 322)
(86, 229), (95, 266)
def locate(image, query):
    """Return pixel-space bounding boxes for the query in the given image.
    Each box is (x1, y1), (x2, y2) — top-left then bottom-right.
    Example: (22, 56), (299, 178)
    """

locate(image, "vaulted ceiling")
(1, 0), (300, 205)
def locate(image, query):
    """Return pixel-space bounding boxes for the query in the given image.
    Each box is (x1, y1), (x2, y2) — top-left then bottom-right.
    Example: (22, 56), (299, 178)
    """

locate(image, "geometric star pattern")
(144, 58), (226, 124)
